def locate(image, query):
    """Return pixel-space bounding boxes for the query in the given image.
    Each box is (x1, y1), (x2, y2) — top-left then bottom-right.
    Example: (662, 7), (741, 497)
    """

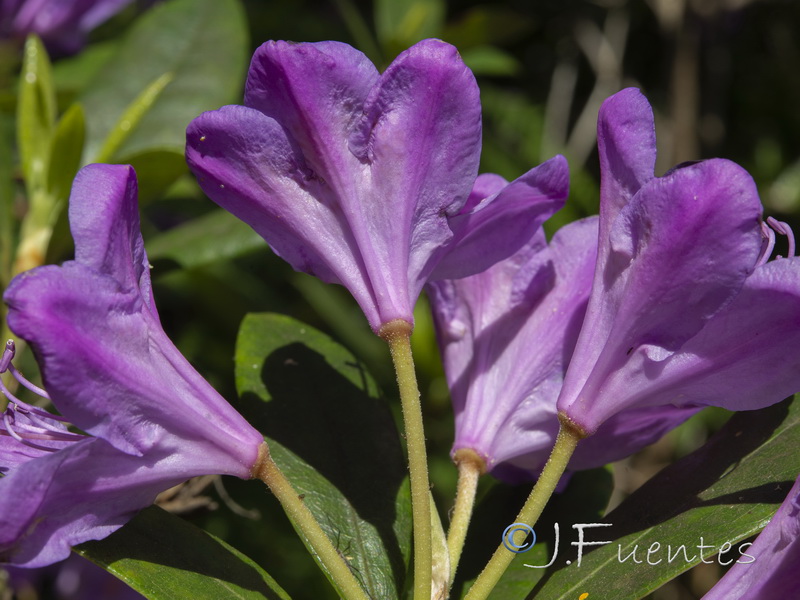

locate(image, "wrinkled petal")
(349, 40), (482, 317)
(4, 165), (262, 470)
(599, 258), (800, 413)
(5, 262), (260, 473)
(186, 105), (371, 311)
(0, 436), (231, 567)
(596, 87), (657, 241)
(559, 159), (764, 432)
(429, 155), (569, 280)
(702, 475), (800, 599)
(70, 164), (157, 320)
(431, 218), (598, 475)
(188, 39), (482, 332)
(244, 40), (379, 184)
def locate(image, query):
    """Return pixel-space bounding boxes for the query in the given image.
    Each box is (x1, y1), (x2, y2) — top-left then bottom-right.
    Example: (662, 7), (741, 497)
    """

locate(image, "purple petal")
(559, 159), (763, 432)
(596, 87), (656, 240)
(569, 405), (698, 471)
(463, 173), (509, 213)
(5, 262), (261, 471)
(189, 39), (482, 331)
(185, 105), (374, 316)
(69, 164), (157, 319)
(429, 156), (569, 281)
(432, 218), (598, 474)
(245, 40), (379, 184)
(599, 257), (800, 413)
(702, 475), (800, 599)
(348, 39), (483, 324)
(0, 435), (234, 567)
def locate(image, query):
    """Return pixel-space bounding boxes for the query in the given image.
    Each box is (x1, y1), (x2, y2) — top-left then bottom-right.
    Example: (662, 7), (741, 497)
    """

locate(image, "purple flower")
(701, 474), (800, 599)
(429, 174), (696, 481)
(185, 39), (568, 333)
(0, 164), (264, 567)
(556, 88), (800, 436)
(0, 0), (134, 54)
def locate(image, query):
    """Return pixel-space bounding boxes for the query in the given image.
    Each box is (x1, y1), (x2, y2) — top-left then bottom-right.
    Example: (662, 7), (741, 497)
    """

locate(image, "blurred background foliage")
(2, 0), (800, 598)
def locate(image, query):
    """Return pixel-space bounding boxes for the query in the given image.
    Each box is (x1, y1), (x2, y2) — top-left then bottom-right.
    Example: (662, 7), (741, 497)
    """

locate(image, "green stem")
(446, 448), (485, 585)
(464, 417), (584, 600)
(252, 442), (370, 600)
(380, 319), (432, 600)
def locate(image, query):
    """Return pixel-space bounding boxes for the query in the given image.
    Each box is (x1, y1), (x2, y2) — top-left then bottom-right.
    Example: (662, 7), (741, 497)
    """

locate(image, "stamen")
(767, 217), (796, 259)
(1, 340), (50, 400)
(0, 338), (82, 451)
(8, 364), (50, 399)
(2, 409), (64, 452)
(757, 222), (776, 267)
(3, 410), (23, 443)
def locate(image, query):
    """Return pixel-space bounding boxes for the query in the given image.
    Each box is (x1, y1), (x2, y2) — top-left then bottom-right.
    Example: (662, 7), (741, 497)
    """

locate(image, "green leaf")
(519, 397), (800, 600)
(124, 149), (189, 204)
(235, 313), (412, 600)
(17, 34), (56, 192)
(146, 209), (263, 269)
(459, 46), (520, 77)
(94, 71), (174, 164)
(80, 0), (248, 163)
(77, 506), (291, 600)
(46, 103), (85, 204)
(0, 113), (14, 288)
(375, 0), (445, 56)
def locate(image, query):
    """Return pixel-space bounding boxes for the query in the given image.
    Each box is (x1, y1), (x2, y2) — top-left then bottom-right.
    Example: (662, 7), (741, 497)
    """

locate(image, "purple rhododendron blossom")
(186, 38), (568, 333)
(0, 164), (264, 567)
(429, 174), (696, 481)
(0, 0), (133, 54)
(702, 474), (800, 599)
(557, 88), (800, 435)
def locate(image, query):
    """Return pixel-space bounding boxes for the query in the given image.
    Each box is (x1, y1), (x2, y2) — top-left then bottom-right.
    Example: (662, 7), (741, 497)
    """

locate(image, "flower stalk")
(252, 442), (370, 600)
(446, 448), (484, 585)
(464, 417), (584, 600)
(380, 319), (432, 600)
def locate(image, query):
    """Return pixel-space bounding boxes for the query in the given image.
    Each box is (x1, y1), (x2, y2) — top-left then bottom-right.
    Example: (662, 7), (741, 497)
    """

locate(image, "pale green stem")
(252, 443), (370, 600)
(380, 319), (432, 600)
(464, 417), (584, 600)
(446, 448), (485, 585)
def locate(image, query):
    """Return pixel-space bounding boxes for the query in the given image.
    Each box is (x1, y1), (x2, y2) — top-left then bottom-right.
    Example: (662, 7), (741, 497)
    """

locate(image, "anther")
(0, 340), (14, 373)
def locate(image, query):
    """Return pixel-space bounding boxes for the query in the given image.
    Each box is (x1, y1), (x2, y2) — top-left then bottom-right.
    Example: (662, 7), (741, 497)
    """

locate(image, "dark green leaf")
(77, 506), (291, 600)
(93, 72), (174, 164)
(235, 313), (412, 600)
(146, 209), (263, 269)
(521, 397), (800, 600)
(80, 0), (248, 163)
(46, 103), (85, 203)
(124, 149), (189, 205)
